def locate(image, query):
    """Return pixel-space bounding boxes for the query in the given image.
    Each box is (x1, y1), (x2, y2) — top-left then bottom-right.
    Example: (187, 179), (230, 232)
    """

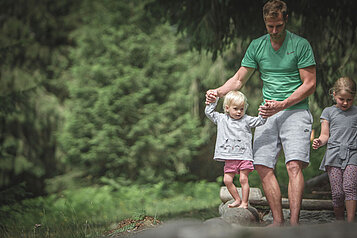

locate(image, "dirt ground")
(105, 216), (162, 237)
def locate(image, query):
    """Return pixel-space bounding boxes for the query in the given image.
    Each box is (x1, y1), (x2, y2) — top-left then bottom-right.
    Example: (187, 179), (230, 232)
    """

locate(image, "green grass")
(0, 180), (221, 238)
(0, 147), (327, 237)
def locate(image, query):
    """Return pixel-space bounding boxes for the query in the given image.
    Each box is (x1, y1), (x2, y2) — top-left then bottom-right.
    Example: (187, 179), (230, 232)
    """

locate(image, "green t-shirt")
(241, 30), (316, 110)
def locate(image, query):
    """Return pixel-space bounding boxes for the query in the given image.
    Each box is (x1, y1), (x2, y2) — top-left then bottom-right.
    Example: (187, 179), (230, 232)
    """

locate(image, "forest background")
(1, 0), (357, 237)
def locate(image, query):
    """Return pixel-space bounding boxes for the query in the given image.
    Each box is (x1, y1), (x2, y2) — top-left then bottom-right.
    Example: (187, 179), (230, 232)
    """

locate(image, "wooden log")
(220, 186), (332, 210)
(305, 173), (329, 188)
(220, 187), (263, 203)
(250, 197), (333, 210)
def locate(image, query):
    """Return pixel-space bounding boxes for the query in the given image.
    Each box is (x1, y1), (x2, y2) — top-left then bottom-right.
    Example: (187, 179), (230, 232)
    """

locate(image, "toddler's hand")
(205, 89), (218, 104)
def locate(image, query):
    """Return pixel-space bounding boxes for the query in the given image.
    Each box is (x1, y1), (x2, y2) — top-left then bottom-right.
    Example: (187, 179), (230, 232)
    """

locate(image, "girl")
(205, 91), (267, 208)
(313, 77), (357, 222)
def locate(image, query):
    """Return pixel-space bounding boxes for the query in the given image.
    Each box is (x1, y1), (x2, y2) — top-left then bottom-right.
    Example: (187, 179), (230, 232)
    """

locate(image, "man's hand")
(258, 100), (286, 117)
(205, 89), (218, 104)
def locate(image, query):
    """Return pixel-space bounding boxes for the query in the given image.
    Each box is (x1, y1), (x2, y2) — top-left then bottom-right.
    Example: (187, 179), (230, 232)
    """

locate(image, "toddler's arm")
(205, 97), (220, 124)
(247, 115), (267, 128)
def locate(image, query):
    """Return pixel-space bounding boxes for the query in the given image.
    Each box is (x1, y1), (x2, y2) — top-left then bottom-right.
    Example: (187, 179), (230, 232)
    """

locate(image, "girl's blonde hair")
(223, 91), (249, 114)
(330, 76), (356, 98)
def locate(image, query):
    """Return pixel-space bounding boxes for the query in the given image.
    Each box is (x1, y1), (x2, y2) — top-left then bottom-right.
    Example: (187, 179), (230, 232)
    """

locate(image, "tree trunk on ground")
(305, 173), (329, 189)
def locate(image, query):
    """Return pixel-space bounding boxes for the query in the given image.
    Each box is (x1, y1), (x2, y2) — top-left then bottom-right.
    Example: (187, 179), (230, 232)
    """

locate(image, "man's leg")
(256, 165), (284, 226)
(279, 110), (313, 225)
(286, 160), (304, 226)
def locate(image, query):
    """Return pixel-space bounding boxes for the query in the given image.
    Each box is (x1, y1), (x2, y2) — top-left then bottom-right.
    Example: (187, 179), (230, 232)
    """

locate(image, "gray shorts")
(253, 109), (313, 169)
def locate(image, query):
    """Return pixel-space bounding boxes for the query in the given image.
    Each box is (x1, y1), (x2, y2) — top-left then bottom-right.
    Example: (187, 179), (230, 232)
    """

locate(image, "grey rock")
(132, 219), (357, 238)
(263, 209), (337, 225)
(203, 217), (231, 228)
(218, 202), (225, 215)
(176, 223), (238, 238)
(299, 210), (336, 224)
(262, 209), (290, 224)
(244, 222), (357, 238)
(133, 219), (203, 238)
(221, 200), (259, 225)
(222, 208), (258, 226)
(220, 200), (260, 219)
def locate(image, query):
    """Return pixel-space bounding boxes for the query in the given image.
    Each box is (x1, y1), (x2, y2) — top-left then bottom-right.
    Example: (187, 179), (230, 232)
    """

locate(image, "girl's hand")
(312, 138), (322, 149)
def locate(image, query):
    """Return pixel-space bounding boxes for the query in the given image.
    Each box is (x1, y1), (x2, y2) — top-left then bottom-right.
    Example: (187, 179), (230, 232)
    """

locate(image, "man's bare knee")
(255, 164), (267, 170)
(286, 161), (303, 177)
(255, 165), (274, 178)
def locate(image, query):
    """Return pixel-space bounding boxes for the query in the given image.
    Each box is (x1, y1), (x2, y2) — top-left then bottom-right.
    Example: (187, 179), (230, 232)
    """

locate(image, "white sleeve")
(247, 115), (267, 128)
(205, 98), (221, 125)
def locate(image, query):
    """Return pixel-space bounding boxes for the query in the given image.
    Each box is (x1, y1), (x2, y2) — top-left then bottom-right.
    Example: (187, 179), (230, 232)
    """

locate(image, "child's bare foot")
(238, 202), (248, 209)
(228, 200), (241, 208)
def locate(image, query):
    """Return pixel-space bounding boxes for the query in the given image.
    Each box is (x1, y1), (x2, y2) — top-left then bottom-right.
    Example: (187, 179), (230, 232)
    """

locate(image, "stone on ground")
(219, 199), (259, 225)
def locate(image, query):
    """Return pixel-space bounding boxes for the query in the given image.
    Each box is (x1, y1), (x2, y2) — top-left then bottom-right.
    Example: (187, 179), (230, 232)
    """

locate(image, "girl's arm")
(312, 119), (330, 149)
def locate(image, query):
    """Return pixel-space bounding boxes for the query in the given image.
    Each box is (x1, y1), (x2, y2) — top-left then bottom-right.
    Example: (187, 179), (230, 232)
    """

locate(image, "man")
(206, 0), (316, 226)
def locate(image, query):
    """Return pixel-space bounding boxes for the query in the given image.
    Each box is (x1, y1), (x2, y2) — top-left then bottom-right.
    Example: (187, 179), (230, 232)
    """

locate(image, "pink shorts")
(224, 160), (254, 174)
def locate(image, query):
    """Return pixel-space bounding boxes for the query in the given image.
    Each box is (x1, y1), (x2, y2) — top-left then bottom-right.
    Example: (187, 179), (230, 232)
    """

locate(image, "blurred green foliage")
(0, 0), (80, 198)
(59, 0), (217, 184)
(147, 0), (357, 106)
(1, 0), (356, 232)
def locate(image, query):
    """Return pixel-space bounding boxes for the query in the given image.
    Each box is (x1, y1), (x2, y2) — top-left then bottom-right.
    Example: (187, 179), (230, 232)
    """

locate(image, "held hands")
(312, 138), (326, 150)
(205, 89), (218, 104)
(258, 99), (286, 118)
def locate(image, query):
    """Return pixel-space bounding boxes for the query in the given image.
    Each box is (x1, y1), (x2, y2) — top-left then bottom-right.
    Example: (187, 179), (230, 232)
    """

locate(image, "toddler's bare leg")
(238, 170), (250, 208)
(224, 173), (241, 207)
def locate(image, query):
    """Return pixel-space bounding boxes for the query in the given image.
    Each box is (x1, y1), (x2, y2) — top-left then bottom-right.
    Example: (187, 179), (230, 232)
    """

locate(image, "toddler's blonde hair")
(223, 91), (249, 114)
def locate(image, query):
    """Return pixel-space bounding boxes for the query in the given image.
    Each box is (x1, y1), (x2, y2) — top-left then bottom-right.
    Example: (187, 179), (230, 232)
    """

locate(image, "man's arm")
(259, 65), (316, 117)
(206, 66), (255, 104)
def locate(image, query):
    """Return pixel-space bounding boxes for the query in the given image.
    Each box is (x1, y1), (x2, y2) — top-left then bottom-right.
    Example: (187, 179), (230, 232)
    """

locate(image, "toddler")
(205, 90), (267, 208)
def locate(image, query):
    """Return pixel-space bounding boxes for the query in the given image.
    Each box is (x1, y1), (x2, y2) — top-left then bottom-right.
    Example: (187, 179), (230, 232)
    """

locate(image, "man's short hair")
(263, 0), (288, 21)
